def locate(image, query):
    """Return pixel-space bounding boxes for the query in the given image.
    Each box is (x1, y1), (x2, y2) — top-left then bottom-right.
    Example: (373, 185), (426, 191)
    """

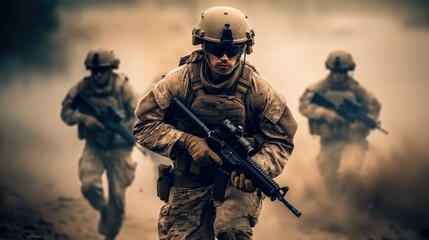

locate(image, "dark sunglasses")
(204, 43), (244, 58)
(91, 67), (110, 74)
(331, 69), (348, 74)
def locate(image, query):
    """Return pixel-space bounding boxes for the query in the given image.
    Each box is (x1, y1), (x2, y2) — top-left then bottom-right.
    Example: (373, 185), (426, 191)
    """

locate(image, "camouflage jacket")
(61, 72), (139, 147)
(134, 51), (297, 178)
(299, 75), (381, 139)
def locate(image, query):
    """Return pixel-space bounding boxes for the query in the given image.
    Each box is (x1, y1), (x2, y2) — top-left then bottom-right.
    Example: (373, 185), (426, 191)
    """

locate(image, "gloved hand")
(322, 109), (344, 124)
(181, 133), (223, 166)
(231, 171), (256, 193)
(348, 121), (369, 140)
(79, 114), (104, 130)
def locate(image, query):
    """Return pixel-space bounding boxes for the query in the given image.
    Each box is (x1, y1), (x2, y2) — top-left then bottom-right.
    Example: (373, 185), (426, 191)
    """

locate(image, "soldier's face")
(331, 70), (348, 83)
(91, 67), (111, 86)
(207, 52), (239, 75)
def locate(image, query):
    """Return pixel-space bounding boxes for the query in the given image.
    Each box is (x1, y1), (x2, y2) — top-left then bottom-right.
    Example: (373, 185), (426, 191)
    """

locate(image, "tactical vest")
(77, 73), (129, 148)
(173, 55), (255, 181)
(309, 87), (357, 139)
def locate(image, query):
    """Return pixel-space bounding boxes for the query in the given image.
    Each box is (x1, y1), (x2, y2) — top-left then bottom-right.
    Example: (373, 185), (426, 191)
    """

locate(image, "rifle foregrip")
(237, 158), (280, 197)
(238, 157), (301, 217)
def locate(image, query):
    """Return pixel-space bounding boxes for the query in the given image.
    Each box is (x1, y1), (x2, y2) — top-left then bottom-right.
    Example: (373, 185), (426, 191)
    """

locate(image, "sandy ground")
(0, 137), (427, 240)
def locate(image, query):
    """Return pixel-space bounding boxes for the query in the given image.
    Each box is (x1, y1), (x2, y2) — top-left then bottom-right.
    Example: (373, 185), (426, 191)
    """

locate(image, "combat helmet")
(84, 46), (120, 69)
(192, 6), (255, 54)
(325, 50), (355, 71)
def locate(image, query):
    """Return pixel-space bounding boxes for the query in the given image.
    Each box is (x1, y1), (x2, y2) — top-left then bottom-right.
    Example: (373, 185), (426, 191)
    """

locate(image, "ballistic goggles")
(204, 43), (244, 58)
(91, 67), (110, 74)
(331, 69), (348, 74)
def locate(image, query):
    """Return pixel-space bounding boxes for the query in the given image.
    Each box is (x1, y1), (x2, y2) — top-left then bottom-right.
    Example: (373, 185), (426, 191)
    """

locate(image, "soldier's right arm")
(60, 82), (86, 126)
(133, 66), (189, 158)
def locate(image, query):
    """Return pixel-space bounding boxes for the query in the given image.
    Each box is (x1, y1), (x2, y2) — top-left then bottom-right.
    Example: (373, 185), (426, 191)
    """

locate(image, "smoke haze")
(1, 0), (428, 239)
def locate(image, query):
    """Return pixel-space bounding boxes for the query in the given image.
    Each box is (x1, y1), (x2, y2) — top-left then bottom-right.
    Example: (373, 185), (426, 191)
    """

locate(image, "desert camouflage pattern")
(158, 185), (263, 240)
(134, 51), (297, 178)
(61, 72), (139, 238)
(134, 51), (297, 239)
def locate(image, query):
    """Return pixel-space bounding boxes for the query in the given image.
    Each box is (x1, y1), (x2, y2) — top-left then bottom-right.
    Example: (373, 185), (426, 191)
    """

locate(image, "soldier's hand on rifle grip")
(322, 109), (344, 124)
(180, 133), (223, 166)
(231, 171), (256, 193)
(79, 114), (105, 130)
(348, 121), (369, 140)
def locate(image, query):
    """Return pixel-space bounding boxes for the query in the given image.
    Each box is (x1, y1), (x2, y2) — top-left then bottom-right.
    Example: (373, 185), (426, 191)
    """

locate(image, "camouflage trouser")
(317, 139), (367, 194)
(158, 185), (263, 240)
(78, 143), (137, 238)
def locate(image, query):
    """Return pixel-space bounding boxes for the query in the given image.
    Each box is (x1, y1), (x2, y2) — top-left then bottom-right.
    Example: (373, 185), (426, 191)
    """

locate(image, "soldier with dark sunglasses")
(134, 6), (298, 240)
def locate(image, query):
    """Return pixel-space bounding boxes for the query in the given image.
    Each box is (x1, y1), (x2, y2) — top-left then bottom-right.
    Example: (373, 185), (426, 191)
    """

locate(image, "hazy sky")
(1, 1), (428, 239)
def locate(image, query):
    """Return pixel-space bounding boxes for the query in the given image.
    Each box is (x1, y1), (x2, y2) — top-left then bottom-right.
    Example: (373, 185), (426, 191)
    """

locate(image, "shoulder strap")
(189, 62), (204, 94)
(182, 61), (202, 107)
(113, 72), (129, 110)
(235, 64), (253, 100)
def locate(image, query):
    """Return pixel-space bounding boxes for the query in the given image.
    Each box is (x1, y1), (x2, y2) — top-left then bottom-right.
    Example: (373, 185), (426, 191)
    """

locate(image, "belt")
(171, 168), (212, 188)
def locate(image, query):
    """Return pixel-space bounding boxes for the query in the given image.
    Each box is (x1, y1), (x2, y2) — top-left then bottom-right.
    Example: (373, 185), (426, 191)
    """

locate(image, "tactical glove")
(322, 109), (344, 124)
(180, 133), (223, 166)
(231, 171), (256, 193)
(348, 121), (369, 140)
(79, 114), (104, 130)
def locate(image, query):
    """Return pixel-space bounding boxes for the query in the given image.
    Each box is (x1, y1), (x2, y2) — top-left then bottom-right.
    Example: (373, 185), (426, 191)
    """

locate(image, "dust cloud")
(1, 0), (428, 239)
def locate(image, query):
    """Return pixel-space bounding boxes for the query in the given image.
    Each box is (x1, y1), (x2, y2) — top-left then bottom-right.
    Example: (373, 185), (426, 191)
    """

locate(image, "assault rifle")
(171, 97), (301, 217)
(74, 94), (146, 155)
(310, 91), (388, 135)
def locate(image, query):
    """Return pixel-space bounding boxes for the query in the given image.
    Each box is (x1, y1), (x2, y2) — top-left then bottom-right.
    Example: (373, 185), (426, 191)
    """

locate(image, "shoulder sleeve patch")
(264, 90), (287, 124)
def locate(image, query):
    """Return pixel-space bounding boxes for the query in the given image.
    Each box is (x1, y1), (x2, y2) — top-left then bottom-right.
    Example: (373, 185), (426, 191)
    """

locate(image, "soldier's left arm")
(356, 84), (382, 120)
(249, 81), (298, 179)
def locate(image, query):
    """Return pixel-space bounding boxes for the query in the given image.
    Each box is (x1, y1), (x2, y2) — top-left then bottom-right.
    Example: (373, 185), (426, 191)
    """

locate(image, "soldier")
(61, 47), (139, 240)
(299, 50), (381, 194)
(133, 6), (297, 240)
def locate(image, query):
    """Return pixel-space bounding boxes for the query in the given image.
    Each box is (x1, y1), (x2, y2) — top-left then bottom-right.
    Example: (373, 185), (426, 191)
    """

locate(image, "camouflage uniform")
(134, 49), (297, 239)
(61, 71), (138, 239)
(299, 73), (381, 193)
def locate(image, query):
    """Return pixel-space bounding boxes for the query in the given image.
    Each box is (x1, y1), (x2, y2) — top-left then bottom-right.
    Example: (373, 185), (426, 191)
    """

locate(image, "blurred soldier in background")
(60, 47), (139, 240)
(133, 6), (297, 240)
(299, 50), (381, 194)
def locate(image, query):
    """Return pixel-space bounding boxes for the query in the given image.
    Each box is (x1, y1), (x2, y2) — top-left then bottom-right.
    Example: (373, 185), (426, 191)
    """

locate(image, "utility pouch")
(77, 123), (86, 140)
(157, 164), (172, 203)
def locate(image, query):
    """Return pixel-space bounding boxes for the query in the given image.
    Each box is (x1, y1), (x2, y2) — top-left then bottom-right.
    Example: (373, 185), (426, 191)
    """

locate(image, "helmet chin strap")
(242, 45), (247, 67)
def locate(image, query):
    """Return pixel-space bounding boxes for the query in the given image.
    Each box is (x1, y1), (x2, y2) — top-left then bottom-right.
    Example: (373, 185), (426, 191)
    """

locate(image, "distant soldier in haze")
(299, 50), (382, 194)
(61, 47), (139, 240)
